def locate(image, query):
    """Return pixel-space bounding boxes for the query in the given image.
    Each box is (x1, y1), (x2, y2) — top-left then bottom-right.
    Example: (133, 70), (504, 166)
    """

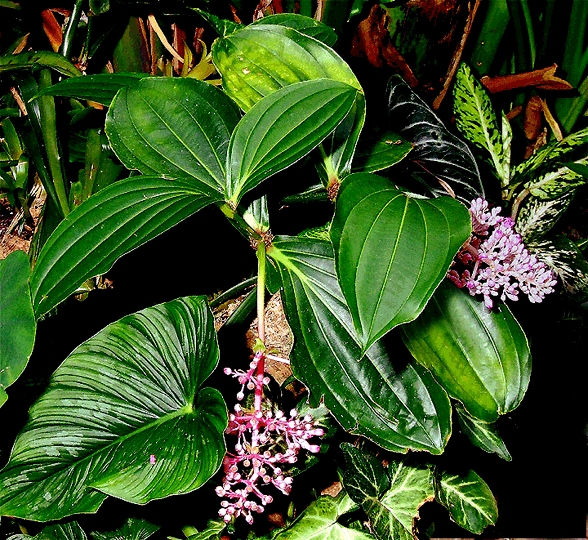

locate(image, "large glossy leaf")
(249, 13), (338, 47)
(225, 79), (359, 204)
(342, 444), (434, 540)
(105, 77), (241, 195)
(30, 176), (218, 318)
(436, 470), (498, 534)
(453, 63), (512, 188)
(274, 490), (372, 540)
(401, 280), (531, 422)
(0, 296), (227, 521)
(351, 131), (412, 174)
(268, 236), (452, 454)
(387, 76), (484, 202)
(330, 173), (471, 354)
(0, 250), (36, 407)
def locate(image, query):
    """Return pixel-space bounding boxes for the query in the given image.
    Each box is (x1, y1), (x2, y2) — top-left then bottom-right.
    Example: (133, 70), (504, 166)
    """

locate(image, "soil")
(0, 190), (44, 259)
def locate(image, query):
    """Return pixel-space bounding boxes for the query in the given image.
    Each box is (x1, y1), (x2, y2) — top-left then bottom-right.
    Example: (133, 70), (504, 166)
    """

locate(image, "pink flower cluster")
(448, 198), (557, 308)
(217, 352), (324, 524)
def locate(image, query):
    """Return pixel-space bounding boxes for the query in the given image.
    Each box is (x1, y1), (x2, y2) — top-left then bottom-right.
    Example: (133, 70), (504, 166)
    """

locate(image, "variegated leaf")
(453, 63), (511, 187)
(515, 190), (575, 242)
(524, 156), (588, 200)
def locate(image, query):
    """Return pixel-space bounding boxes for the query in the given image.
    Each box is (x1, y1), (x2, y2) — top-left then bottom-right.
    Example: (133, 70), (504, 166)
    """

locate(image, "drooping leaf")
(330, 173), (471, 353)
(30, 176), (218, 318)
(274, 490), (372, 540)
(249, 13), (338, 47)
(0, 250), (36, 407)
(0, 51), (82, 77)
(455, 404), (511, 461)
(436, 470), (498, 535)
(515, 190), (575, 242)
(268, 236), (452, 454)
(351, 131), (412, 174)
(0, 296), (227, 521)
(92, 517), (160, 540)
(342, 444), (434, 540)
(453, 63), (511, 187)
(105, 77), (241, 195)
(386, 76), (484, 202)
(34, 73), (150, 106)
(401, 280), (531, 422)
(225, 79), (359, 204)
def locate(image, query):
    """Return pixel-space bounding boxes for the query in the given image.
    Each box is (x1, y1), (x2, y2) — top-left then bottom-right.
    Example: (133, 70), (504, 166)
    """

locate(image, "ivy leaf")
(455, 404), (511, 461)
(453, 63), (511, 187)
(330, 173), (471, 354)
(386, 76), (484, 203)
(268, 236), (452, 454)
(436, 470), (498, 535)
(0, 297), (227, 521)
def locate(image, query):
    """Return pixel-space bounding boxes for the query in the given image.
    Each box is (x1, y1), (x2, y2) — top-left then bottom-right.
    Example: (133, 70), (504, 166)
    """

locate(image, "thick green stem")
(59, 0), (84, 60)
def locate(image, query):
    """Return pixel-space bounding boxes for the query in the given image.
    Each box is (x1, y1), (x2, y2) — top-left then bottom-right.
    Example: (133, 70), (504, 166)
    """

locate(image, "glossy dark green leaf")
(0, 250), (36, 408)
(268, 236), (452, 454)
(105, 77), (241, 195)
(184, 520), (226, 540)
(351, 131), (412, 173)
(453, 63), (511, 187)
(455, 404), (511, 461)
(401, 280), (531, 422)
(34, 521), (87, 540)
(274, 490), (371, 540)
(437, 470), (498, 534)
(342, 444), (434, 540)
(34, 73), (150, 106)
(0, 296), (226, 521)
(331, 173), (471, 354)
(92, 517), (160, 540)
(30, 176), (218, 318)
(226, 79), (359, 204)
(250, 13), (338, 46)
(0, 51), (82, 78)
(387, 76), (484, 202)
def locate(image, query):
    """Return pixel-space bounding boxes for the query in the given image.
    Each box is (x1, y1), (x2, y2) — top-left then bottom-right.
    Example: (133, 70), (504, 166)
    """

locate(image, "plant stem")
(254, 240), (267, 415)
(59, 0), (84, 60)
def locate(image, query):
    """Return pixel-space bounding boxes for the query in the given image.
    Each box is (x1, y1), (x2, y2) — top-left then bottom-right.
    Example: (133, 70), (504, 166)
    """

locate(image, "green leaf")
(401, 280), (531, 422)
(0, 296), (227, 521)
(351, 131), (412, 174)
(274, 490), (373, 540)
(330, 173), (471, 353)
(453, 63), (511, 187)
(105, 77), (241, 195)
(0, 250), (36, 407)
(34, 73), (150, 106)
(226, 79), (358, 204)
(342, 444), (434, 540)
(249, 13), (338, 47)
(34, 521), (87, 540)
(30, 176), (218, 318)
(524, 157), (588, 200)
(0, 51), (82, 78)
(437, 470), (498, 535)
(184, 520), (226, 540)
(269, 236), (452, 454)
(515, 190), (575, 242)
(92, 518), (160, 540)
(386, 76), (484, 202)
(455, 404), (511, 461)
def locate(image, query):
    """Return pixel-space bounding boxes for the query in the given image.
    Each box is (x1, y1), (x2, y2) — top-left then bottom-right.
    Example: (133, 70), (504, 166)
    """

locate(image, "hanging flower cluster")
(216, 352), (324, 524)
(448, 198), (557, 308)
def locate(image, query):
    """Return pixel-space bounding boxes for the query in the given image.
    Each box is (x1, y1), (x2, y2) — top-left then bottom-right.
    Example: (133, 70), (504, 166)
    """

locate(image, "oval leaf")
(226, 79), (358, 204)
(401, 280), (532, 422)
(387, 76), (484, 202)
(249, 14), (338, 47)
(0, 296), (227, 521)
(0, 250), (36, 407)
(30, 176), (218, 318)
(105, 77), (241, 194)
(269, 236), (452, 454)
(331, 173), (471, 354)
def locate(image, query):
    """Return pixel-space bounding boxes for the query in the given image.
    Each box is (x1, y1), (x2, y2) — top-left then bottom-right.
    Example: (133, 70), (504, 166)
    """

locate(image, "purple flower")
(448, 198), (557, 308)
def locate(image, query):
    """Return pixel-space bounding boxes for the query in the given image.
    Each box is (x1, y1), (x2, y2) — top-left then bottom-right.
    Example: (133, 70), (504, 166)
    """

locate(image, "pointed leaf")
(249, 14), (338, 46)
(387, 76), (484, 202)
(351, 131), (412, 174)
(269, 236), (452, 454)
(226, 79), (358, 204)
(0, 297), (227, 521)
(274, 491), (373, 540)
(331, 173), (471, 353)
(0, 51), (82, 78)
(453, 63), (511, 187)
(105, 77), (241, 194)
(0, 250), (36, 407)
(437, 470), (498, 534)
(524, 157), (588, 200)
(341, 443), (390, 502)
(515, 190), (575, 242)
(401, 280), (531, 422)
(30, 177), (218, 318)
(34, 522), (87, 540)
